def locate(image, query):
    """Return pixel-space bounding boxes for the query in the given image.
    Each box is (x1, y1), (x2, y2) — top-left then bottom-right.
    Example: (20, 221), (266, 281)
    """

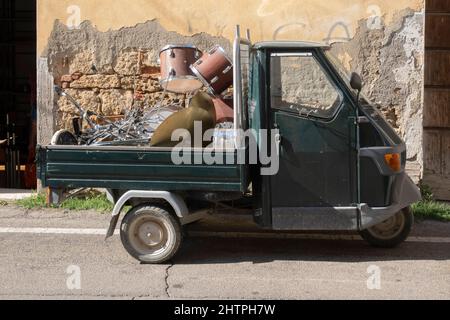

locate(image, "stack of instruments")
(52, 43), (235, 148)
(157, 44), (235, 147)
(159, 44), (235, 125)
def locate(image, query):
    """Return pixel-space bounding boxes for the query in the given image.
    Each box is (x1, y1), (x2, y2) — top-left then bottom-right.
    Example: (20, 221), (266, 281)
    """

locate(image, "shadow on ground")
(174, 236), (450, 265)
(172, 214), (450, 265)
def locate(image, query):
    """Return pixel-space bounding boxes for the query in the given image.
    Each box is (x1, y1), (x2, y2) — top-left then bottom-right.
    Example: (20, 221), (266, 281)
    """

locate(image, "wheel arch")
(106, 190), (189, 239)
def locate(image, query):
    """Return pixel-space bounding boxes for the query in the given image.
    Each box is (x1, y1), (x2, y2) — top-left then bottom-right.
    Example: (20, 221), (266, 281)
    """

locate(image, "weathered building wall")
(36, 0), (425, 181)
(331, 8), (425, 181)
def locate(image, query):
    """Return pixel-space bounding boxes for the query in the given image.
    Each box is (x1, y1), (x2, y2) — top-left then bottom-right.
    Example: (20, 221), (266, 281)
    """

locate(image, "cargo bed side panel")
(38, 147), (246, 192)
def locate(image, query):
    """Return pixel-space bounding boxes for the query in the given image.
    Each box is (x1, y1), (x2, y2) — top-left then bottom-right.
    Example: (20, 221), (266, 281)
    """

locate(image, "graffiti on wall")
(60, 1), (388, 45)
(255, 1), (384, 43)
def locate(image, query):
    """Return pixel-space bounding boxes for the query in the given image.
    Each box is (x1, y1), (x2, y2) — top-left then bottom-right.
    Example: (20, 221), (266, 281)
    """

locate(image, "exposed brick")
(61, 75), (73, 82)
(141, 66), (160, 75)
(71, 72), (83, 81)
(70, 74), (121, 89)
(61, 81), (70, 89)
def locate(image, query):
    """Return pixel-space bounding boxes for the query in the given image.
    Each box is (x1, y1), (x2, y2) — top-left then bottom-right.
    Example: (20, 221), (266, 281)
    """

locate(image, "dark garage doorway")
(0, 0), (37, 190)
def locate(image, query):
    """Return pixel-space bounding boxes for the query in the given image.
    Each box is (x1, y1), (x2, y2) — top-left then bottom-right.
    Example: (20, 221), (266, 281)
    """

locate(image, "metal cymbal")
(150, 92), (217, 147)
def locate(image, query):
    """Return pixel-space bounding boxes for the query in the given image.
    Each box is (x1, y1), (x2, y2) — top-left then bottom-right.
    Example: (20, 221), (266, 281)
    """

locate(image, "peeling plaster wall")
(331, 9), (425, 180)
(37, 0), (424, 54)
(37, 0), (425, 181)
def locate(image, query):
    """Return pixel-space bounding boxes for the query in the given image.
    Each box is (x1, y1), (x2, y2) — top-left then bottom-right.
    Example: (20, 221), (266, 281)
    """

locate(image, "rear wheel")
(120, 205), (182, 264)
(360, 207), (413, 248)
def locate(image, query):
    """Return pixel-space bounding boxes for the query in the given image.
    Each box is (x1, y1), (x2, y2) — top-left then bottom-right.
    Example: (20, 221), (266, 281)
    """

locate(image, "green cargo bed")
(37, 146), (248, 193)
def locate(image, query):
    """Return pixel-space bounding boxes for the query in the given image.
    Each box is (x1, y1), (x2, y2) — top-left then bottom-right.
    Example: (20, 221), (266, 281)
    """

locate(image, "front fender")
(360, 173), (421, 230)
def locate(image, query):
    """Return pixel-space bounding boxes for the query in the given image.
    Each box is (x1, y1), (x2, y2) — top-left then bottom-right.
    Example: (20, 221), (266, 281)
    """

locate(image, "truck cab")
(247, 40), (420, 241)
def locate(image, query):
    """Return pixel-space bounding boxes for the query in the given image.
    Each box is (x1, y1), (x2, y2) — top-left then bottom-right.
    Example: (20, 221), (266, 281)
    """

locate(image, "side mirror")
(350, 72), (363, 92)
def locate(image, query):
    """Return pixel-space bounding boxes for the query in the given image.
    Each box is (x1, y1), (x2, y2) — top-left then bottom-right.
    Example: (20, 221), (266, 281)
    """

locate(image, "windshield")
(359, 102), (403, 145)
(324, 50), (403, 146)
(325, 51), (352, 86)
(325, 50), (374, 100)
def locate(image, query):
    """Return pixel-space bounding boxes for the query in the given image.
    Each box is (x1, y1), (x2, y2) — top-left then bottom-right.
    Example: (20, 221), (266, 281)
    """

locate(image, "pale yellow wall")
(37, 0), (423, 54)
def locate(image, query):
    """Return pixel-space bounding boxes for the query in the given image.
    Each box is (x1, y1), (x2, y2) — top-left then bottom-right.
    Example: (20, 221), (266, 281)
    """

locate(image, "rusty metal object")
(212, 96), (234, 124)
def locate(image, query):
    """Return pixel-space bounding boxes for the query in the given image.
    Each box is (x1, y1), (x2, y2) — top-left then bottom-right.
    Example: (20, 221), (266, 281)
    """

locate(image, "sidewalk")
(0, 189), (35, 201)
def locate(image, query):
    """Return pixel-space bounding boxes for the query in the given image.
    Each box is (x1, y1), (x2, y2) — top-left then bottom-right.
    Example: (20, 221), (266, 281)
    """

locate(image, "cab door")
(267, 50), (358, 230)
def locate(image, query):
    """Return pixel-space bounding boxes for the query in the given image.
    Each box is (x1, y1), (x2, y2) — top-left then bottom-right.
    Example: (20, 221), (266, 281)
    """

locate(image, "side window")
(270, 53), (342, 118)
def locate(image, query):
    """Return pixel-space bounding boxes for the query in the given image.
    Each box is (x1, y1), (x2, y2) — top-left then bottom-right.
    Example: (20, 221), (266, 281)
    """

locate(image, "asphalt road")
(0, 205), (449, 300)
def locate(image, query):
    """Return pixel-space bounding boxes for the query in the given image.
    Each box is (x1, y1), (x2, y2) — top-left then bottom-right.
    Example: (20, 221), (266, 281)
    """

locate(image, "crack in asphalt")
(164, 263), (174, 298)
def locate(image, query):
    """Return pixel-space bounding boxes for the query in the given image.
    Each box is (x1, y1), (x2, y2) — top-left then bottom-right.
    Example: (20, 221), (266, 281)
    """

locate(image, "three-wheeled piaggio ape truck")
(37, 28), (421, 264)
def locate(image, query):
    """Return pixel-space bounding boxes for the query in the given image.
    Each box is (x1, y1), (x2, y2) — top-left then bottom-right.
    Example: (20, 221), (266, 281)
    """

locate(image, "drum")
(190, 46), (233, 96)
(212, 96), (234, 124)
(141, 105), (184, 134)
(159, 45), (204, 93)
(51, 130), (78, 146)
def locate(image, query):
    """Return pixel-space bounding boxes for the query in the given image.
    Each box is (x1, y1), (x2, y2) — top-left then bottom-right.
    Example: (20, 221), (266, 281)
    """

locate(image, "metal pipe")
(6, 114), (11, 188)
(233, 26), (240, 135)
(12, 132), (17, 188)
(5, 148), (10, 188)
(16, 149), (20, 188)
(12, 133), (15, 188)
(233, 25), (252, 149)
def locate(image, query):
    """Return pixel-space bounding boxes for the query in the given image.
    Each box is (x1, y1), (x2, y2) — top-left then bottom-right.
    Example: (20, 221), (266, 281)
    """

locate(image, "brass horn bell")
(150, 92), (217, 147)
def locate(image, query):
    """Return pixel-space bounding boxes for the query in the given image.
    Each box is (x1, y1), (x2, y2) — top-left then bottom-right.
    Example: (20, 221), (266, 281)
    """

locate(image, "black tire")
(360, 207), (413, 248)
(120, 205), (182, 264)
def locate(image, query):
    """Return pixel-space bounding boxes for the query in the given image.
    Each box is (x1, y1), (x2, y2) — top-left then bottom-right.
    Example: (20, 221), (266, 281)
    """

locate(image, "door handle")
(357, 116), (370, 124)
(275, 133), (282, 157)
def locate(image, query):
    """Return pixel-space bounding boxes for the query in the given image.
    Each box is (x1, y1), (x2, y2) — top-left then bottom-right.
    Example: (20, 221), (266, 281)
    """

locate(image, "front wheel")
(360, 207), (413, 248)
(120, 205), (182, 264)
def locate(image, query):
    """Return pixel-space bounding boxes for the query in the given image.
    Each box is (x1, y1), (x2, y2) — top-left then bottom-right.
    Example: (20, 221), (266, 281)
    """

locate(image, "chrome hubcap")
(138, 222), (164, 247)
(129, 216), (170, 256)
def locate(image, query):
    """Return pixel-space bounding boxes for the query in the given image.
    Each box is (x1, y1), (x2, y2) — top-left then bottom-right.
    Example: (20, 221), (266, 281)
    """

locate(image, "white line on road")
(0, 227), (119, 236)
(0, 227), (449, 243)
